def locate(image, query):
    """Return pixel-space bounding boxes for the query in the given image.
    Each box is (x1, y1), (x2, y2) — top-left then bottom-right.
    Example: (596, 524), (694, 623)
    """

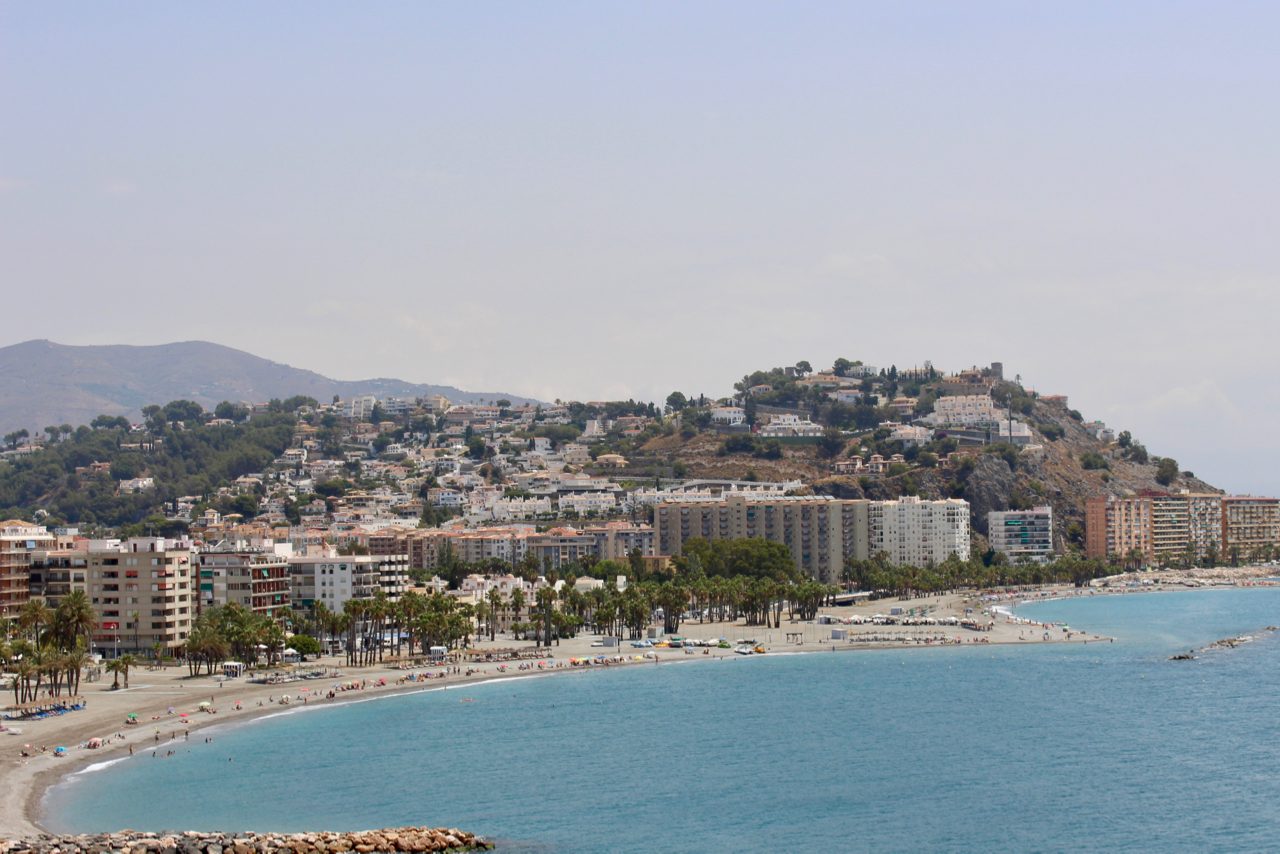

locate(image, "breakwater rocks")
(0, 829), (493, 854)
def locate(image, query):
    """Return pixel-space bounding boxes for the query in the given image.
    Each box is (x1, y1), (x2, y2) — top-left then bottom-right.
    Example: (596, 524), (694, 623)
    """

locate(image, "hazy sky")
(3, 3), (1279, 494)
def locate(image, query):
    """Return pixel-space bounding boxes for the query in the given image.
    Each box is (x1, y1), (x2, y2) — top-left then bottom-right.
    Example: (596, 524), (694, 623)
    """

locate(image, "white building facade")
(868, 497), (971, 567)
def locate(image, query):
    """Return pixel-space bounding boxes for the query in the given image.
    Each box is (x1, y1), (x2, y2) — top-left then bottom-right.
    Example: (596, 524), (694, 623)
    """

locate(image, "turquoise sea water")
(46, 589), (1280, 853)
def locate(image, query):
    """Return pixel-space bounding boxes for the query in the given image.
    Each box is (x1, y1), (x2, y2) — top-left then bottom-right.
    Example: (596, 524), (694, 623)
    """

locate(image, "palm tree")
(105, 658), (126, 690)
(510, 588), (525, 628)
(13, 660), (37, 704)
(118, 653), (137, 688)
(486, 587), (502, 641)
(65, 646), (89, 695)
(18, 598), (52, 644)
(55, 591), (96, 652)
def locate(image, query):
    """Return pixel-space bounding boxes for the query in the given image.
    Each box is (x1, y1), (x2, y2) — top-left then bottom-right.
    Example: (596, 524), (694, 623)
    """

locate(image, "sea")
(45, 588), (1280, 853)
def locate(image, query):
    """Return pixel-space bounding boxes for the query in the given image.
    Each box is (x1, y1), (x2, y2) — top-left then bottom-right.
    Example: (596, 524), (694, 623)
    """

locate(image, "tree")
(4, 429), (29, 449)
(816, 428), (846, 460)
(288, 633), (321, 656)
(1117, 430), (1132, 448)
(795, 361), (812, 375)
(1155, 457), (1179, 486)
(1079, 451), (1109, 471)
(665, 392), (688, 412)
(832, 358), (853, 377)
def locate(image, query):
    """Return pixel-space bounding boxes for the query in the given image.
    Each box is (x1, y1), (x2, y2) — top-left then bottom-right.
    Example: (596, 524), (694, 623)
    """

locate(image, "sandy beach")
(9, 579), (1260, 839)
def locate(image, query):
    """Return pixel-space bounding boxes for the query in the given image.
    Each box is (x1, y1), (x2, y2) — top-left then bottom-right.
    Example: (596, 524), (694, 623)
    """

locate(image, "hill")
(0, 340), (536, 435)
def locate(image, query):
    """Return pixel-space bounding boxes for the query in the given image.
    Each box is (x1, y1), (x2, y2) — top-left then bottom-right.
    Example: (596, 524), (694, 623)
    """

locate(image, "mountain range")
(0, 340), (535, 434)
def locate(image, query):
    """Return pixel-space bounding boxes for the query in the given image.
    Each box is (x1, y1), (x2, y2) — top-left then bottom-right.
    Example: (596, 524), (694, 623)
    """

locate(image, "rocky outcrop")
(0, 829), (491, 854)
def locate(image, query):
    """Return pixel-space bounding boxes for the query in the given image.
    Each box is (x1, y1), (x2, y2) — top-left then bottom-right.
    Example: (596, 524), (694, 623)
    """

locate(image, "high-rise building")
(197, 540), (291, 622)
(0, 520), (54, 618)
(1086, 492), (1275, 564)
(85, 537), (195, 654)
(289, 552), (409, 614)
(988, 507), (1054, 564)
(1085, 497), (1152, 560)
(653, 494), (969, 581)
(869, 497), (971, 568)
(1222, 497), (1279, 556)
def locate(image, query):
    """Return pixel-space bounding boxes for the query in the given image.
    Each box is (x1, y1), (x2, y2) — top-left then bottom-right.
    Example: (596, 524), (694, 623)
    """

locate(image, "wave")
(65, 755), (131, 778)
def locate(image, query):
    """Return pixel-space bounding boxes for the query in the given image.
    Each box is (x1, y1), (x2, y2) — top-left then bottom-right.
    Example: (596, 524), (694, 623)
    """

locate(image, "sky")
(3, 2), (1279, 494)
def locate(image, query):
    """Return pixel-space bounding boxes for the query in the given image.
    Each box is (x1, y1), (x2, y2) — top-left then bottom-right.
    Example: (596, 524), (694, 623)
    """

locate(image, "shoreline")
(15, 578), (1275, 838)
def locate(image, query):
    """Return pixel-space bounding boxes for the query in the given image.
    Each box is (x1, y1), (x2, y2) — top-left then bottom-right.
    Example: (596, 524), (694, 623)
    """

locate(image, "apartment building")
(28, 549), (88, 608)
(653, 494), (879, 585)
(1088, 492), (1274, 564)
(289, 552), (410, 613)
(0, 520), (54, 618)
(925, 394), (1000, 427)
(78, 537), (195, 655)
(869, 497), (971, 568)
(988, 507), (1054, 564)
(380, 396), (418, 416)
(525, 529), (599, 572)
(1188, 493), (1225, 559)
(1150, 495), (1191, 557)
(1222, 497), (1279, 554)
(1085, 497), (1152, 561)
(197, 540), (291, 622)
(589, 522), (656, 561)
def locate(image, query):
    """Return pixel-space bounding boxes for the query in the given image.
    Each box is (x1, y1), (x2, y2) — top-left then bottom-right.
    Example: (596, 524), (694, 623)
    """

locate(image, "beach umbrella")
(127, 714), (138, 720)
(198, 701), (211, 707)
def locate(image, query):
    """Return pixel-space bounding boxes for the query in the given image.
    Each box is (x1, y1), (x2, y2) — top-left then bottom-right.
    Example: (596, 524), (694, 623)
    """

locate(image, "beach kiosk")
(220, 661), (245, 679)
(429, 645), (448, 664)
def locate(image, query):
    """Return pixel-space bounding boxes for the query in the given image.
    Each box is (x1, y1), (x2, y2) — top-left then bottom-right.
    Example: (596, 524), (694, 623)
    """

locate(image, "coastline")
(15, 575), (1276, 838)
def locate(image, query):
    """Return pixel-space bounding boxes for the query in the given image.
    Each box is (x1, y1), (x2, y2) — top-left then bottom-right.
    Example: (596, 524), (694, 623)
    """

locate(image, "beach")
(8, 575), (1271, 839)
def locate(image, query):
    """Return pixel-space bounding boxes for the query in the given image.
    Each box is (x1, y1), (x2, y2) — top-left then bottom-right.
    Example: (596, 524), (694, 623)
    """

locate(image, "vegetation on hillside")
(0, 404), (298, 527)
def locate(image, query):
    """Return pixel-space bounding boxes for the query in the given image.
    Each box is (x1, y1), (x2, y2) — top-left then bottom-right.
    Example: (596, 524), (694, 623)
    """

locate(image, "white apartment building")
(988, 507), (1054, 564)
(492, 496), (554, 521)
(759, 414), (824, 437)
(289, 552), (410, 614)
(380, 396), (418, 416)
(926, 394), (1000, 427)
(869, 497), (970, 567)
(559, 492), (618, 516)
(340, 395), (379, 420)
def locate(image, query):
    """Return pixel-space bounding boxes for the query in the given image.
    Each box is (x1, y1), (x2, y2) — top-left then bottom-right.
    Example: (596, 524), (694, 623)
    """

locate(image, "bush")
(887, 462), (909, 477)
(1038, 424), (1064, 442)
(916, 451), (937, 468)
(1155, 457), (1179, 485)
(1080, 451), (1109, 471)
(719, 434), (758, 455)
(755, 439), (783, 460)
